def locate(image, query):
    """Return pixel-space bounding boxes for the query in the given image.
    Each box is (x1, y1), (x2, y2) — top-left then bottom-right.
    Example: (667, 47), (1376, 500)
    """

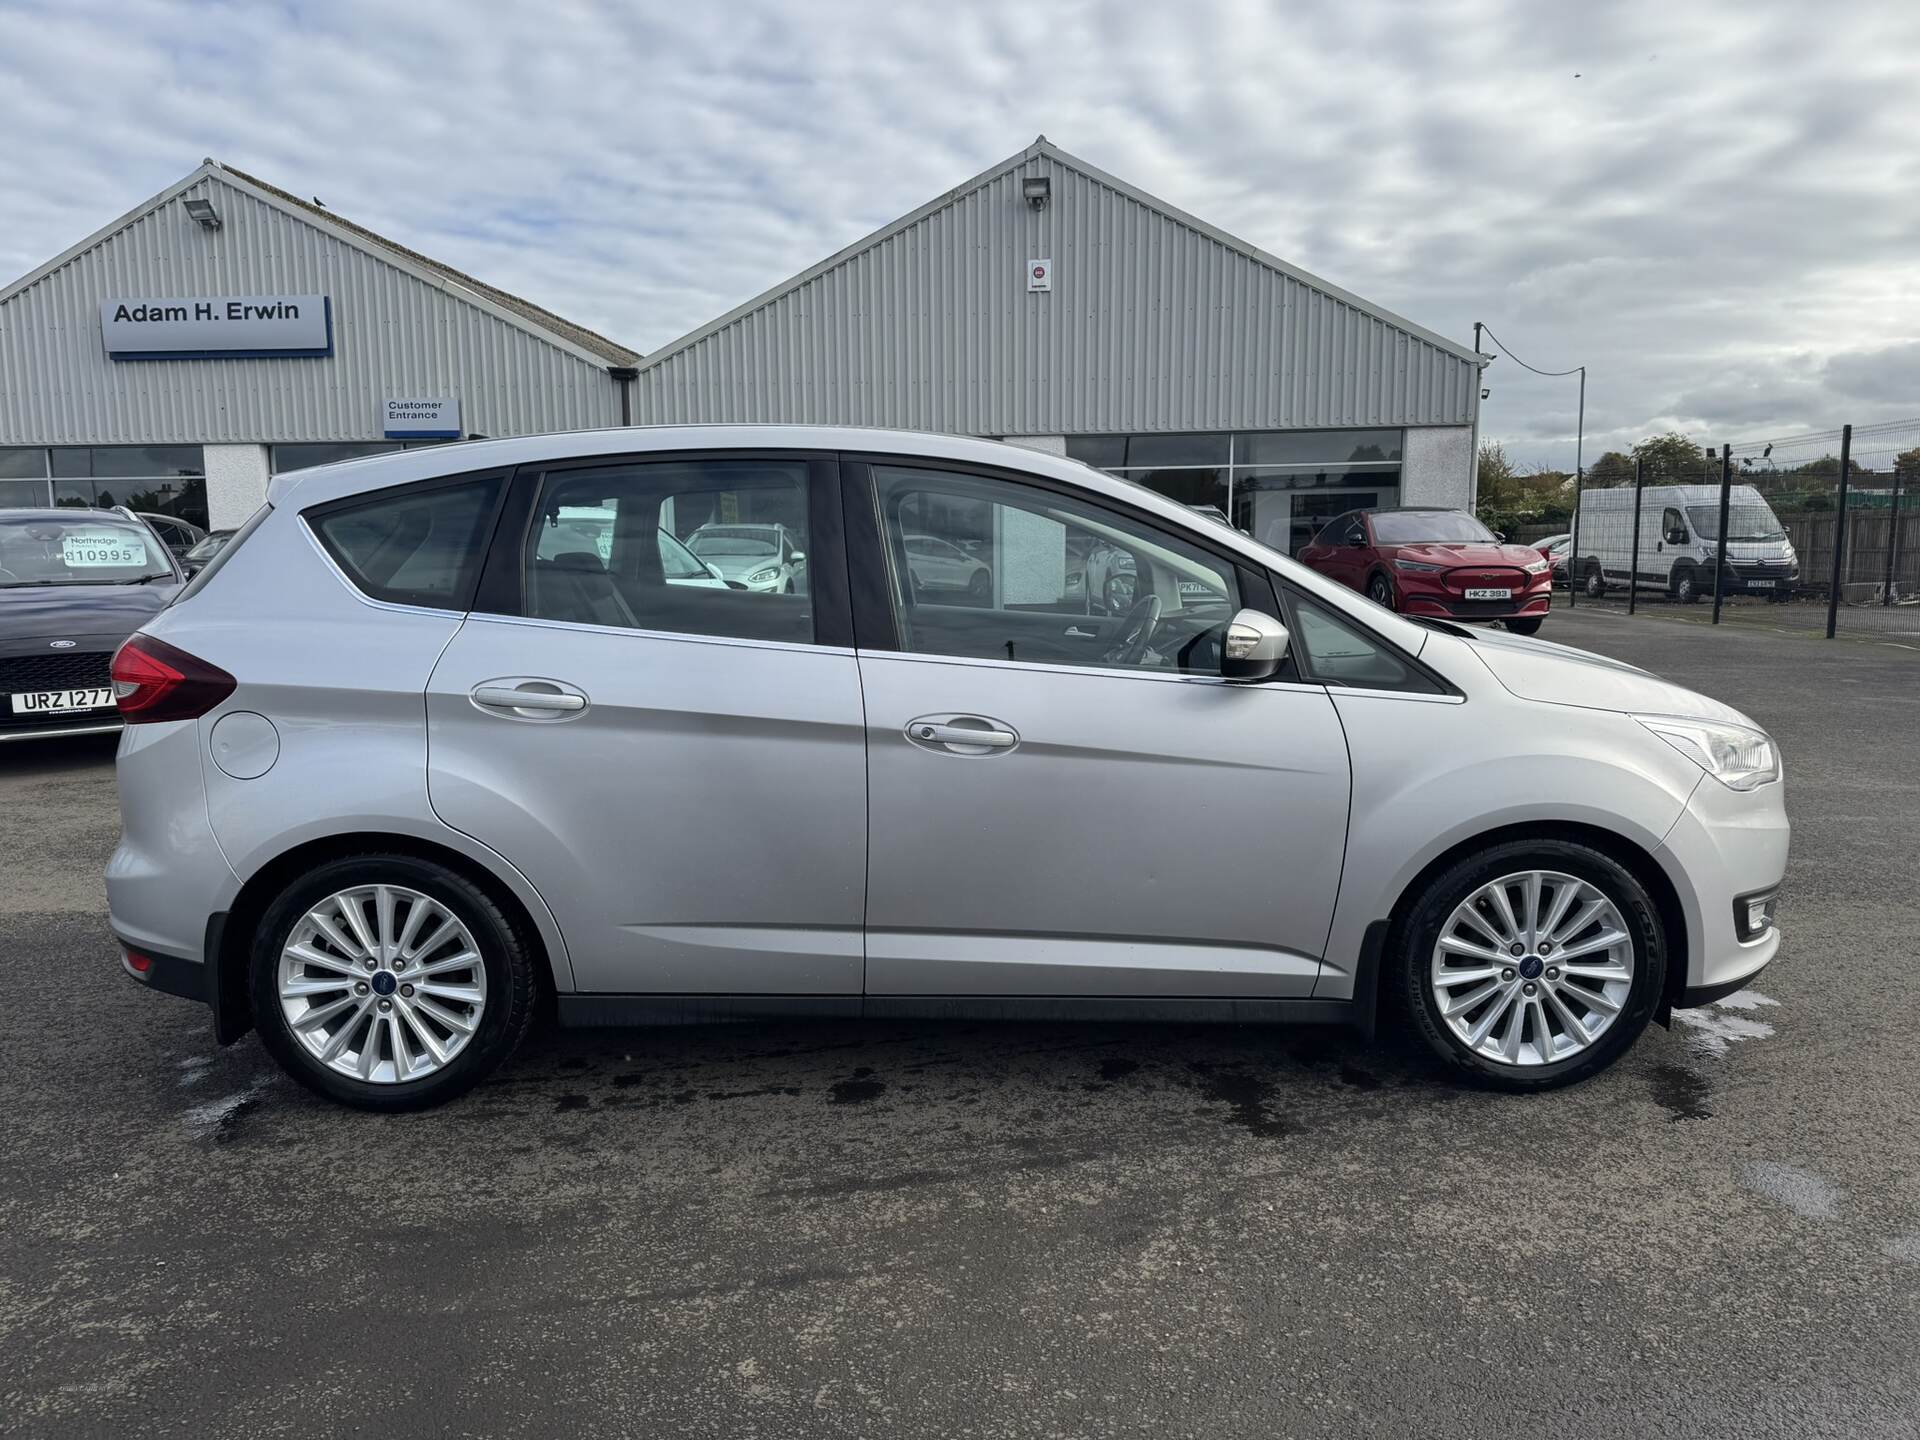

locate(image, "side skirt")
(557, 994), (1361, 1028)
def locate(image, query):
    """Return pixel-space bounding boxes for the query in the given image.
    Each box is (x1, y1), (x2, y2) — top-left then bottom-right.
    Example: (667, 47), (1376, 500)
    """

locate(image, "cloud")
(0, 0), (1914, 467)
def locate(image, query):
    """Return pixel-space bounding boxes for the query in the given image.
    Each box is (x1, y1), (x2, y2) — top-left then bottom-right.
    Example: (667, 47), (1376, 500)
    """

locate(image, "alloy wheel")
(1428, 870), (1634, 1067)
(277, 884), (487, 1084)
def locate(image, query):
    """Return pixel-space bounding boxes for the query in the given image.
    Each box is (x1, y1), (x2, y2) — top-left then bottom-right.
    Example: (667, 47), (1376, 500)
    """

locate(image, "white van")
(1574, 484), (1798, 604)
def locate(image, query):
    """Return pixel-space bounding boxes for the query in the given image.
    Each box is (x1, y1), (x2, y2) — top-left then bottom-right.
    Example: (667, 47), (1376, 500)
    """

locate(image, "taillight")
(110, 634), (236, 723)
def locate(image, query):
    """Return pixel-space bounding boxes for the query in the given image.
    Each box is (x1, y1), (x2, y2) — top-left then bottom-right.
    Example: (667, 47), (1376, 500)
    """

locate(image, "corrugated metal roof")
(634, 137), (1479, 434)
(0, 163), (629, 445)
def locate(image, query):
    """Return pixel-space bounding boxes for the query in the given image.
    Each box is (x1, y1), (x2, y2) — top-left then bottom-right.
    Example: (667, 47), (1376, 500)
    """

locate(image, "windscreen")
(1369, 511), (1496, 544)
(0, 516), (174, 585)
(1686, 504), (1786, 541)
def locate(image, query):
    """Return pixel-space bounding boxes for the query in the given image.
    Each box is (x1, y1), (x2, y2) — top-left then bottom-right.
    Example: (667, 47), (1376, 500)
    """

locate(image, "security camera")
(1480, 388), (1491, 401)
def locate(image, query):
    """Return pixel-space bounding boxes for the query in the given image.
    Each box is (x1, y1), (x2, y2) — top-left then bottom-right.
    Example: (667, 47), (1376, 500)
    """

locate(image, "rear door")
(846, 456), (1352, 998)
(426, 451), (868, 994)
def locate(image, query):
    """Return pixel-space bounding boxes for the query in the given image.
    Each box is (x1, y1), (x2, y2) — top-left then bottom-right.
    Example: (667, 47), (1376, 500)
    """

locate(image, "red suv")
(1296, 507), (1552, 634)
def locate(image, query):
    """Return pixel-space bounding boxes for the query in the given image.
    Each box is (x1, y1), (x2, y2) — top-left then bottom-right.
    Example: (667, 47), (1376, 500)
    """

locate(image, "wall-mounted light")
(1022, 175), (1051, 210)
(182, 197), (222, 231)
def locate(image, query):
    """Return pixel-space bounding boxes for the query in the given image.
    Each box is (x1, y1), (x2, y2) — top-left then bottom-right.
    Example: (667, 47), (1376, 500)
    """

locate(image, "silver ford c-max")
(107, 427), (1788, 1110)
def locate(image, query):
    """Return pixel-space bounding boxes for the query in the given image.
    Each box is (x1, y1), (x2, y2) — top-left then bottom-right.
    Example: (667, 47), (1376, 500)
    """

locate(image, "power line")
(1475, 324), (1584, 378)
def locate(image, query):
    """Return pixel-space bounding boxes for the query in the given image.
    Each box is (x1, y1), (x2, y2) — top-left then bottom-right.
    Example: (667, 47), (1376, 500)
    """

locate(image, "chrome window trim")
(462, 609), (854, 660)
(1325, 686), (1467, 705)
(849, 644), (1328, 691)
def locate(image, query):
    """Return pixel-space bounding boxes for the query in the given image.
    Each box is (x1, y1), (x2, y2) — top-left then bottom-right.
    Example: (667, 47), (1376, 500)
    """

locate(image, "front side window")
(1288, 594), (1441, 693)
(0, 515), (175, 586)
(872, 464), (1240, 676)
(522, 460), (813, 644)
(309, 474), (503, 609)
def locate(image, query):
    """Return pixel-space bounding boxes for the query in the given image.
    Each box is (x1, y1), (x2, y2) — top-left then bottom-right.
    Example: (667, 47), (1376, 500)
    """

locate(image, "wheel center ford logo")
(1519, 956), (1544, 980)
(371, 971), (398, 996)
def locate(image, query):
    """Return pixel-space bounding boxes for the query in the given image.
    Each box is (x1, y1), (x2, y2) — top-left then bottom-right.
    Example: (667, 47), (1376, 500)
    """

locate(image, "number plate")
(9, 687), (115, 715)
(1464, 587), (1512, 600)
(1747, 581), (1776, 592)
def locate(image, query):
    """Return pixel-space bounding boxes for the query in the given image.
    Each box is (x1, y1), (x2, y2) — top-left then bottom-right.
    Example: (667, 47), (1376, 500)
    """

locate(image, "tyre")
(1367, 572), (1396, 610)
(1671, 565), (1701, 604)
(1393, 839), (1666, 1091)
(1583, 562), (1606, 599)
(250, 854), (540, 1110)
(1504, 617), (1544, 636)
(967, 569), (992, 601)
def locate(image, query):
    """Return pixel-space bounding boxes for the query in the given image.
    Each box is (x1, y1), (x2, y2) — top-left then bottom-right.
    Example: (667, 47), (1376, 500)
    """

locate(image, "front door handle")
(471, 679), (589, 718)
(904, 714), (1019, 755)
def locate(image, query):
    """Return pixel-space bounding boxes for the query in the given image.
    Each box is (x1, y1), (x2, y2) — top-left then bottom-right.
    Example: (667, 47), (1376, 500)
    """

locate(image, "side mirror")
(1222, 608), (1290, 682)
(789, 550), (806, 564)
(1345, 531), (1367, 548)
(1493, 530), (1507, 543)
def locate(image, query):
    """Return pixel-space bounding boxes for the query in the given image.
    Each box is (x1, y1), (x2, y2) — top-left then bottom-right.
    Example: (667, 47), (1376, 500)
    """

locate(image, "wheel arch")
(209, 831), (569, 1044)
(1371, 819), (1690, 1025)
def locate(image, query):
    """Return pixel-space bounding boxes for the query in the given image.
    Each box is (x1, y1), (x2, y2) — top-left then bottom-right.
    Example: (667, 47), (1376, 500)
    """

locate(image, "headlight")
(1634, 714), (1780, 790)
(747, 567), (780, 583)
(1392, 558), (1444, 573)
(1524, 558), (1550, 574)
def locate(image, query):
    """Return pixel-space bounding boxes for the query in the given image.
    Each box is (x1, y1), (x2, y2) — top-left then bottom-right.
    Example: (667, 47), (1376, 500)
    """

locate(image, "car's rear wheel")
(1504, 617), (1544, 636)
(1394, 839), (1665, 1090)
(1671, 564), (1701, 604)
(1367, 572), (1396, 610)
(1583, 562), (1606, 598)
(250, 854), (538, 1110)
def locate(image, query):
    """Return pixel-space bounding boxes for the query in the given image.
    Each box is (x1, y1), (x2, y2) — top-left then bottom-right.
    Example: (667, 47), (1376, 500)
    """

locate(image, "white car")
(688, 524), (805, 593)
(904, 533), (991, 600)
(539, 507), (728, 588)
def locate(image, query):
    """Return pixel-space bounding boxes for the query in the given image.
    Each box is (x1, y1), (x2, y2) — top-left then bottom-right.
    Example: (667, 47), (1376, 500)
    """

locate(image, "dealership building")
(1, 139), (1481, 546)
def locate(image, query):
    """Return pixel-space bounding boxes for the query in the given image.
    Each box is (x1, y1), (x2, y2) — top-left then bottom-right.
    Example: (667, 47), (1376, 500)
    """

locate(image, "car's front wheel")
(1367, 572), (1396, 610)
(250, 854), (538, 1110)
(1394, 839), (1666, 1090)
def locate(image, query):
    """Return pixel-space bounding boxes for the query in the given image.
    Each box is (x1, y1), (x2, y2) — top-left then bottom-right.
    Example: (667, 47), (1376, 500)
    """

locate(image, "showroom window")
(0, 447), (49, 510)
(32, 446), (210, 530)
(271, 441), (450, 473)
(1065, 430), (1403, 558)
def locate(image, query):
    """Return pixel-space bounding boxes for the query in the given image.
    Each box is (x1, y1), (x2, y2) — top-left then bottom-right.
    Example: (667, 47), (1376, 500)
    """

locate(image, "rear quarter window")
(307, 474), (505, 610)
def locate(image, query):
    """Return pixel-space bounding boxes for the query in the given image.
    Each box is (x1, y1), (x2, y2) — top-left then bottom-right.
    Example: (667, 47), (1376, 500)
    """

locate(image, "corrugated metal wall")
(635, 152), (1476, 434)
(0, 174), (621, 444)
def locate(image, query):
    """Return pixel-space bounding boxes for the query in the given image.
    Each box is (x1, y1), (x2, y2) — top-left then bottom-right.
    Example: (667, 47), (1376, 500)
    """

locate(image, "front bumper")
(1657, 771), (1790, 999)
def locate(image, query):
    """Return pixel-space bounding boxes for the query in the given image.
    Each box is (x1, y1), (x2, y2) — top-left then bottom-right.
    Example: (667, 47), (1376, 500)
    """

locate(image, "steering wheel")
(1101, 594), (1162, 666)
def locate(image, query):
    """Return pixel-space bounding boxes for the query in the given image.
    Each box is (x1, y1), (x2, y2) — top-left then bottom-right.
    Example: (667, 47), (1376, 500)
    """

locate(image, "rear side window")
(309, 474), (504, 610)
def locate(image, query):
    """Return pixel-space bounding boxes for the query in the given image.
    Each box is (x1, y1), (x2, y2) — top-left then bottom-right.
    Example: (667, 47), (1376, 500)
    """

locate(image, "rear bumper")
(115, 933), (208, 1003)
(0, 715), (122, 742)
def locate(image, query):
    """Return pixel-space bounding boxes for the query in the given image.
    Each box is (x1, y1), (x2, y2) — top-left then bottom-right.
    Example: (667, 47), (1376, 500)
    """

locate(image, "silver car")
(107, 427), (1788, 1110)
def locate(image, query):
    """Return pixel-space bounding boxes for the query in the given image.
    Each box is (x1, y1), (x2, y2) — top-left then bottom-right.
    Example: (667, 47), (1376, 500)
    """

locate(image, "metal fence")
(1554, 419), (1920, 641)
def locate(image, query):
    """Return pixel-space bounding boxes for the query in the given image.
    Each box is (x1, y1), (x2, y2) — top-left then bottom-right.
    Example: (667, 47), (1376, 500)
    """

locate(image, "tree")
(1585, 451), (1633, 488)
(1475, 441), (1575, 533)
(1631, 432), (1715, 484)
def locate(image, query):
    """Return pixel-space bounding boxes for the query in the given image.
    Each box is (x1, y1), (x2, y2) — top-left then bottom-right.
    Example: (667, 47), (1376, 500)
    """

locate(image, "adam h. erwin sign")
(101, 295), (332, 359)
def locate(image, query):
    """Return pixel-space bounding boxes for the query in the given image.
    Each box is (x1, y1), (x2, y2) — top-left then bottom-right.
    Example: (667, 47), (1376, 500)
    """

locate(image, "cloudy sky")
(2, 0), (1914, 468)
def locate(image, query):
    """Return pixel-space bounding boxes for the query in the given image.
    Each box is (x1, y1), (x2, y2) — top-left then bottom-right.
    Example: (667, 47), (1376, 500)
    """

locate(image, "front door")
(426, 453), (867, 994)
(850, 459), (1352, 998)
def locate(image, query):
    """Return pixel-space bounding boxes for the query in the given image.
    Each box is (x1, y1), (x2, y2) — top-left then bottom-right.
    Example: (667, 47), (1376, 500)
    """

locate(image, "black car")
(0, 508), (185, 743)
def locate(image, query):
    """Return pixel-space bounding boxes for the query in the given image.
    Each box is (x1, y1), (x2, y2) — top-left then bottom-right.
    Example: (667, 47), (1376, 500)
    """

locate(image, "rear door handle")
(905, 714), (1019, 754)
(471, 680), (589, 717)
